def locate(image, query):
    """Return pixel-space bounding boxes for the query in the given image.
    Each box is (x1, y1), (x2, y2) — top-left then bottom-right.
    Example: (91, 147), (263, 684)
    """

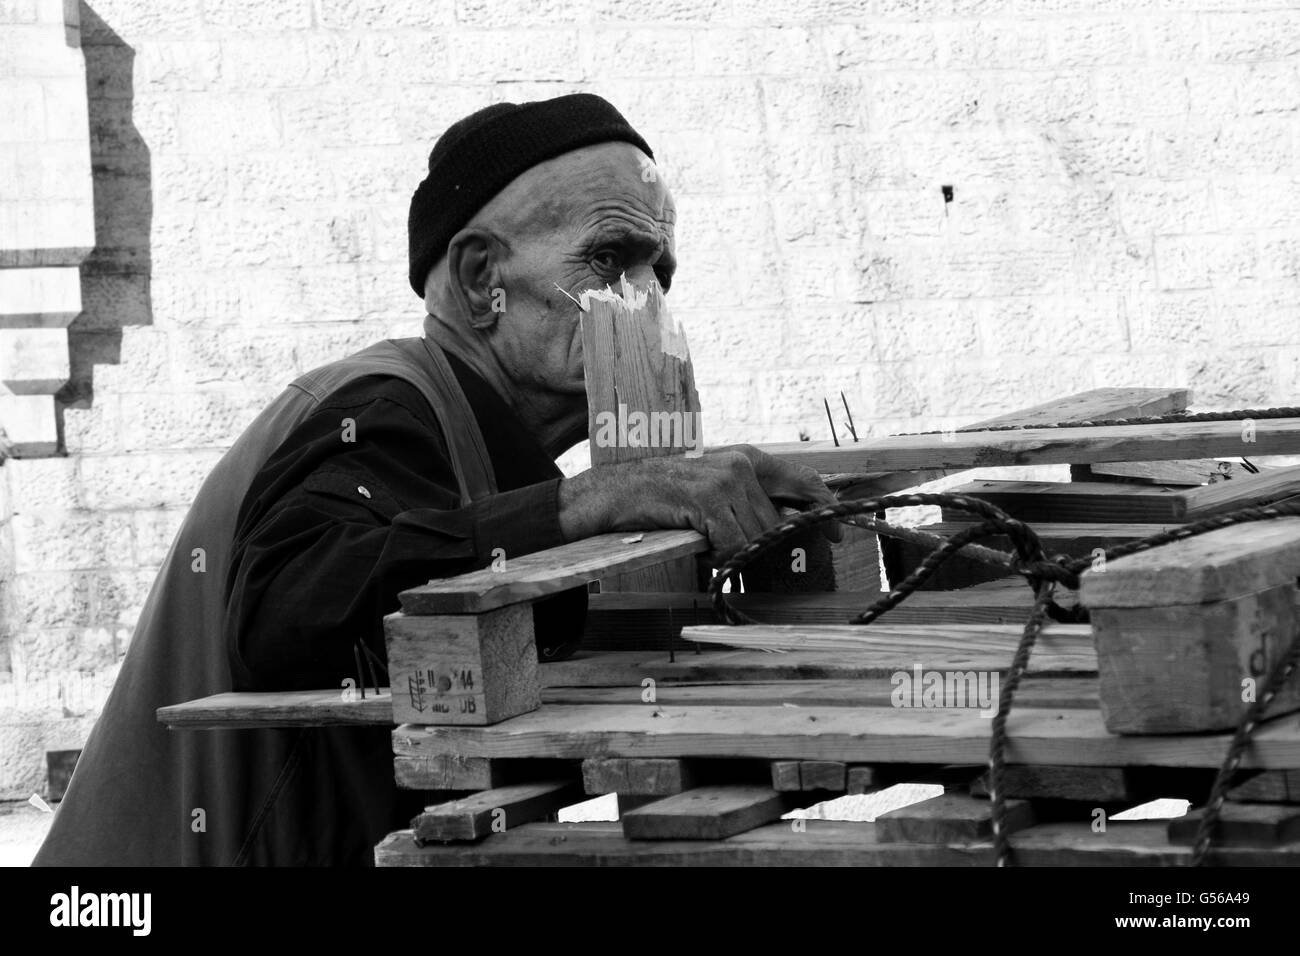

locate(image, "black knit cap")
(407, 93), (654, 297)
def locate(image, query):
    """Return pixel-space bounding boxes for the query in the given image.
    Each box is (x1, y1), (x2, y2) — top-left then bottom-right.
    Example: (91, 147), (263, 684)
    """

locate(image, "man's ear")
(445, 228), (504, 331)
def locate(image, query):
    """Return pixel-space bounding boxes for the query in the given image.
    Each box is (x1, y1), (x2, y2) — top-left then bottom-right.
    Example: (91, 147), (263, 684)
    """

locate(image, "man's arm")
(224, 378), (576, 691)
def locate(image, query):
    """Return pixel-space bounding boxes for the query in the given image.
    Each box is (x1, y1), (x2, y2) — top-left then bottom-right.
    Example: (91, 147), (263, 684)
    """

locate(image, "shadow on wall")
(55, 2), (152, 443)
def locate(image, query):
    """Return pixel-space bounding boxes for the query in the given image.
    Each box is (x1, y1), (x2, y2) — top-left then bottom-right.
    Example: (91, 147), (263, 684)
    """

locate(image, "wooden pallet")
(157, 387), (1300, 865)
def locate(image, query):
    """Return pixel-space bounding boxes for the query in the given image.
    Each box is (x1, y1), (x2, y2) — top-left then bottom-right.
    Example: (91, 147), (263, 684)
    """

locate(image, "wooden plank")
(398, 530), (706, 615)
(581, 277), (702, 593)
(1168, 803), (1300, 847)
(159, 688), (392, 729)
(972, 386), (1191, 429)
(1081, 518), (1300, 607)
(1071, 458), (1235, 486)
(411, 780), (585, 843)
(392, 703), (1300, 770)
(757, 418), (1300, 474)
(945, 480), (1192, 523)
(1227, 769), (1300, 804)
(954, 465), (1300, 524)
(161, 677), (1101, 731)
(970, 765), (1215, 803)
(680, 622), (1095, 668)
(376, 819), (1300, 867)
(875, 792), (1035, 844)
(583, 757), (697, 796)
(620, 785), (794, 840)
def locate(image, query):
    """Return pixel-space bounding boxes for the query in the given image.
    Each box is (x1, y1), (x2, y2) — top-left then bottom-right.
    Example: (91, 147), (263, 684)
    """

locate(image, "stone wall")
(3, 0), (1300, 797)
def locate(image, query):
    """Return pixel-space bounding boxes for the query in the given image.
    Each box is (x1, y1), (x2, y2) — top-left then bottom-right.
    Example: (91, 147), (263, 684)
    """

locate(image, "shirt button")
(357, 486), (371, 498)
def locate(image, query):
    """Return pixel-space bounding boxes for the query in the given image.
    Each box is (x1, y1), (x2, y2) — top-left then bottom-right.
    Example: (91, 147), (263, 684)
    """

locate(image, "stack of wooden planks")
(156, 386), (1300, 866)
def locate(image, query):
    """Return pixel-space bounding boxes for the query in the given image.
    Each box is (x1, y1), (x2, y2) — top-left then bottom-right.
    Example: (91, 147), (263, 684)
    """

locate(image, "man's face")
(481, 141), (677, 398)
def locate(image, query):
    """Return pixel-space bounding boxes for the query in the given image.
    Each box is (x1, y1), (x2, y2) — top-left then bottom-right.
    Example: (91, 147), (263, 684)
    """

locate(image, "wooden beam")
(1080, 518), (1300, 607)
(949, 465), (1300, 524)
(620, 785), (795, 840)
(411, 780), (585, 843)
(1227, 769), (1300, 804)
(582, 757), (697, 796)
(375, 818), (1300, 867)
(875, 792), (1035, 844)
(391, 703), (1300, 770)
(398, 530), (706, 615)
(1168, 803), (1300, 847)
(757, 417), (1300, 474)
(971, 386), (1191, 428)
(1071, 458), (1236, 486)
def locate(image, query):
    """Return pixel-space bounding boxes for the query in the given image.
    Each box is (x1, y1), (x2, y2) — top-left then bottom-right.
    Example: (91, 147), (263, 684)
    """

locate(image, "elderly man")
(34, 94), (836, 867)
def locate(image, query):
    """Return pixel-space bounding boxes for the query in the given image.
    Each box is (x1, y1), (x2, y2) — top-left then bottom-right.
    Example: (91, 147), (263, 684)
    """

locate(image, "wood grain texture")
(1071, 458), (1236, 486)
(583, 757), (697, 796)
(1080, 518), (1300, 607)
(875, 792), (1035, 844)
(758, 418), (1300, 474)
(411, 779), (585, 843)
(158, 676), (1102, 730)
(1168, 803), (1300, 847)
(620, 785), (795, 840)
(1227, 769), (1300, 803)
(1091, 585), (1300, 734)
(954, 465), (1300, 524)
(398, 530), (706, 614)
(770, 761), (801, 791)
(970, 765), (1214, 803)
(971, 387), (1191, 428)
(385, 605), (539, 726)
(375, 818), (1300, 866)
(582, 278), (702, 593)
(391, 702), (1300, 770)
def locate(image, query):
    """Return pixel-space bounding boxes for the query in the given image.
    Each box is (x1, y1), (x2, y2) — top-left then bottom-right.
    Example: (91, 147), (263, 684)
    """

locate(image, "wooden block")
(759, 418), (1300, 475)
(398, 530), (706, 614)
(583, 757), (696, 796)
(621, 785), (794, 840)
(799, 761), (847, 791)
(972, 766), (1135, 802)
(875, 792), (1035, 844)
(770, 761), (802, 792)
(1083, 519), (1300, 734)
(1227, 769), (1300, 803)
(1168, 803), (1300, 847)
(1082, 518), (1300, 607)
(847, 766), (878, 794)
(1091, 586), (1300, 734)
(393, 754), (503, 791)
(412, 780), (585, 843)
(385, 605), (539, 726)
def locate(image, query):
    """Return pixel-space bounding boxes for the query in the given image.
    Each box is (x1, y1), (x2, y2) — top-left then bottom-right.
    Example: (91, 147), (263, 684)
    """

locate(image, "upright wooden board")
(580, 277), (702, 593)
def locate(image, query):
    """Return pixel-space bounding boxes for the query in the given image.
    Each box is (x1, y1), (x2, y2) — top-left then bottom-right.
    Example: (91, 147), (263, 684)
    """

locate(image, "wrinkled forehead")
(474, 141), (675, 240)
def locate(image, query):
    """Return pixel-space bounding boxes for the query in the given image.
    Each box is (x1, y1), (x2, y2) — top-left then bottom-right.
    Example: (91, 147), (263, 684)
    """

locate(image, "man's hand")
(558, 444), (842, 564)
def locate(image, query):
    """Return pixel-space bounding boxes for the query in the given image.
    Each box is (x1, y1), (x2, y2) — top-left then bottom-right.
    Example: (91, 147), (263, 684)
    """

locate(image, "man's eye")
(592, 250), (623, 272)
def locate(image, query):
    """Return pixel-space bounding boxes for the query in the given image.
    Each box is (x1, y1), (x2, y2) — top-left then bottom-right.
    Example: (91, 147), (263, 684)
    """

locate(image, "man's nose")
(623, 263), (665, 292)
